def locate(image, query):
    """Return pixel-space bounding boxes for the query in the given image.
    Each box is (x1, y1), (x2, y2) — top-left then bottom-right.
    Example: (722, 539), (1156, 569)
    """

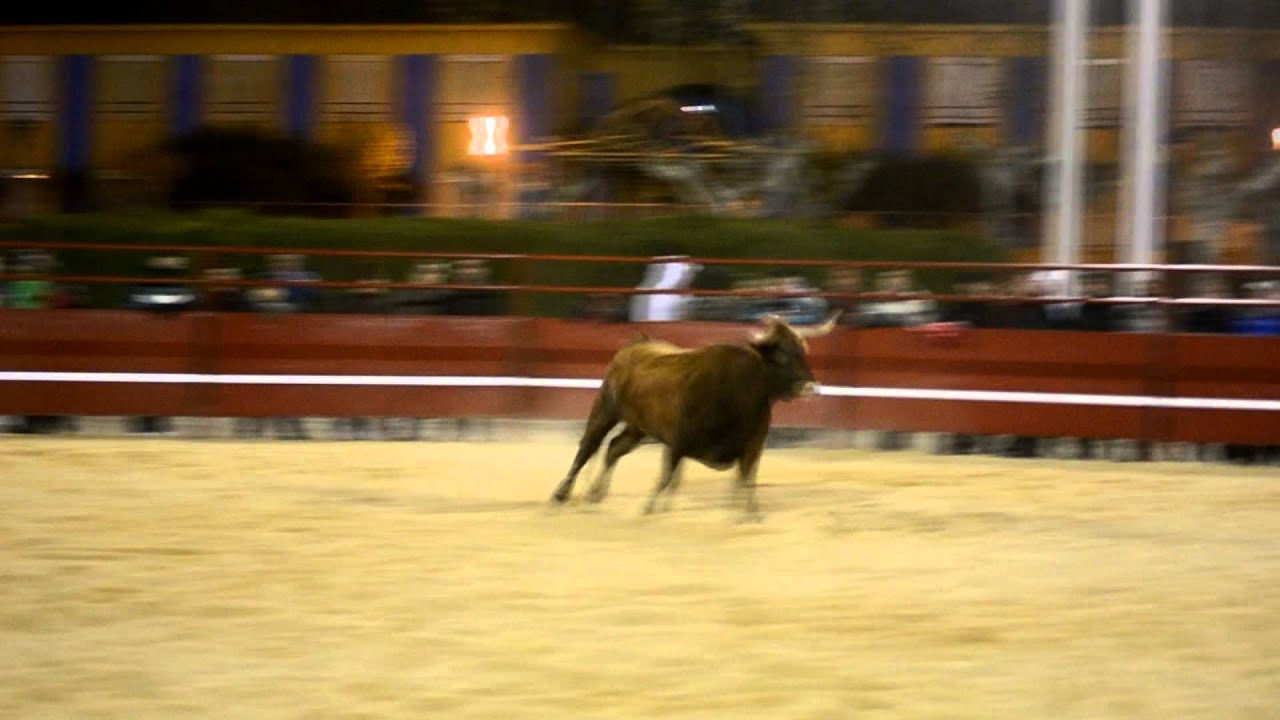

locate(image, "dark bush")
(845, 154), (983, 227)
(165, 127), (357, 216)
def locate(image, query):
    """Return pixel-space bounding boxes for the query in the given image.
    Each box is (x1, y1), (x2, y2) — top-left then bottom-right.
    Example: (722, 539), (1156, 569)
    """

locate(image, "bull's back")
(603, 342), (766, 447)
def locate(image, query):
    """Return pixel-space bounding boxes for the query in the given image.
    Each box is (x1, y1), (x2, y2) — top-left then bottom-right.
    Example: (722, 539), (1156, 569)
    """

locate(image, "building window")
(439, 55), (512, 122)
(926, 58), (1001, 125)
(804, 57), (876, 124)
(208, 55), (277, 122)
(1, 56), (55, 120)
(1085, 59), (1122, 128)
(98, 56), (163, 117)
(324, 55), (392, 120)
(1176, 60), (1250, 128)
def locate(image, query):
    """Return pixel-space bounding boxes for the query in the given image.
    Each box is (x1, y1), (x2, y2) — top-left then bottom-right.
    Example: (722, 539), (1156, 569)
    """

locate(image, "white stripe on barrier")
(0, 371), (1276, 412)
(0, 371), (604, 390)
(817, 385), (1280, 411)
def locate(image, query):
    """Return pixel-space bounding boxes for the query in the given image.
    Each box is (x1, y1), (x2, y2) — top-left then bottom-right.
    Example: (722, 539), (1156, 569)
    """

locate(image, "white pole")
(1123, 0), (1166, 279)
(1043, 0), (1089, 274)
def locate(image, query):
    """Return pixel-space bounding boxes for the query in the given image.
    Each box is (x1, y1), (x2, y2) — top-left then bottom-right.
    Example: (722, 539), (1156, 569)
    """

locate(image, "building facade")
(2, 22), (1278, 223)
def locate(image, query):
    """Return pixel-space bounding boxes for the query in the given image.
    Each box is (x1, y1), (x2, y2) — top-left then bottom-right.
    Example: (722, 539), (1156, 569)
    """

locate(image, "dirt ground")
(2, 436), (1278, 719)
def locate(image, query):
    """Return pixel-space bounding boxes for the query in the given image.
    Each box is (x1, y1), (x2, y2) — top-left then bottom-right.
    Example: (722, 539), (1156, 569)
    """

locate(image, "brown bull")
(550, 311), (839, 520)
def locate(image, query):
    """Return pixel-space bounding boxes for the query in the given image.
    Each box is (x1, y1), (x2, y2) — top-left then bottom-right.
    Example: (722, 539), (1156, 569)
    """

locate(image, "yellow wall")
(920, 126), (1003, 154)
(0, 119), (55, 172)
(747, 23), (1280, 61)
(93, 116), (169, 169)
(2, 23), (1279, 175)
(808, 124), (876, 154)
(0, 24), (587, 57)
(1085, 128), (1122, 165)
(591, 46), (754, 106)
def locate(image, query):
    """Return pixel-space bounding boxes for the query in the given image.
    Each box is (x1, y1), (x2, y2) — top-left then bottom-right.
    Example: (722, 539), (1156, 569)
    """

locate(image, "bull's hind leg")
(643, 447), (683, 515)
(734, 423), (770, 522)
(585, 425), (645, 503)
(551, 391), (618, 503)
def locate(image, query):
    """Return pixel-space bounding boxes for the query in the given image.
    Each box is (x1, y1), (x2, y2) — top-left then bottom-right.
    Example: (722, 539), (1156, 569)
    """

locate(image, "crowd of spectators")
(1, 249), (1277, 463)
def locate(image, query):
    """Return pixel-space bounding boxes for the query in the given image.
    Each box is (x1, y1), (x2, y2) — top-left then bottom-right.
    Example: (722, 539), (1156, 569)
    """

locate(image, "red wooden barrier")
(1, 309), (1278, 443)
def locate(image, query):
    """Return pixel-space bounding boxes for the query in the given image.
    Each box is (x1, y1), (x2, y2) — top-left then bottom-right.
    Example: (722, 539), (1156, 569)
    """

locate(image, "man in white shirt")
(630, 256), (700, 322)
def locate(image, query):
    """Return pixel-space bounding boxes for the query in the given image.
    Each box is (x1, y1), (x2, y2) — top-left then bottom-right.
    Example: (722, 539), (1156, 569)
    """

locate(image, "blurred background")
(1, 0), (1278, 267)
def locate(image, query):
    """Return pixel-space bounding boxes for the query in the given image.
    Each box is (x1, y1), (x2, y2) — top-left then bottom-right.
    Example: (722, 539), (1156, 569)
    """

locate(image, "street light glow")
(468, 116), (509, 156)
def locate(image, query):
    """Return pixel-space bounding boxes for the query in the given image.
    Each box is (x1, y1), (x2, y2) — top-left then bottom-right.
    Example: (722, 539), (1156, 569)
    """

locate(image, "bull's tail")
(551, 378), (620, 503)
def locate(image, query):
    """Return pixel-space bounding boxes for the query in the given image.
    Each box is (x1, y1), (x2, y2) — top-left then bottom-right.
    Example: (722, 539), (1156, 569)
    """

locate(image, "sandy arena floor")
(2, 437), (1278, 719)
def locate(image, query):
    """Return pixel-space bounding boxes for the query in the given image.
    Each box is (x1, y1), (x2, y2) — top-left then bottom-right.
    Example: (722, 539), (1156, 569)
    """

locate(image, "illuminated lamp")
(468, 116), (510, 156)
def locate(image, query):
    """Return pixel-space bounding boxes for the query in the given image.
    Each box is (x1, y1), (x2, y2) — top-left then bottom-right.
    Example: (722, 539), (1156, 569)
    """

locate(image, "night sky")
(1, 1), (1277, 41)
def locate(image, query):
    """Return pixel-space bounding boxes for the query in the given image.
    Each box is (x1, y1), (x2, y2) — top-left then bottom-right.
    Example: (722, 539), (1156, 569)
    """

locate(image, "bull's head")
(750, 311), (840, 399)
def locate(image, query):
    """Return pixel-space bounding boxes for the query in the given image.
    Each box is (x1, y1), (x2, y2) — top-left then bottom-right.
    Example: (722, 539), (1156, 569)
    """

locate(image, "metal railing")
(2, 239), (1279, 317)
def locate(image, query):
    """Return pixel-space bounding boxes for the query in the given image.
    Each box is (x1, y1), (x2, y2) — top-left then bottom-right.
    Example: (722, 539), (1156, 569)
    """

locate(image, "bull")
(549, 311), (839, 520)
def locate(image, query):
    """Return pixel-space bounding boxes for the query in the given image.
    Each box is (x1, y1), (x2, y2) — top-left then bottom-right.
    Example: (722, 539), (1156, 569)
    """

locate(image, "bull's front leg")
(655, 463), (683, 513)
(643, 447), (682, 515)
(734, 460), (763, 522)
(734, 424), (769, 522)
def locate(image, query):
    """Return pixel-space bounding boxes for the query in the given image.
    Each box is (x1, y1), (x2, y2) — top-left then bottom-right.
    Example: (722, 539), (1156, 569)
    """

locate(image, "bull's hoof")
(550, 490), (571, 504)
(585, 487), (607, 503)
(738, 512), (765, 524)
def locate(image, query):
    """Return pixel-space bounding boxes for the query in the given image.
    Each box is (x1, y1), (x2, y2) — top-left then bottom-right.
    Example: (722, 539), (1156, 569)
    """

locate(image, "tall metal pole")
(1042, 0), (1089, 272)
(1121, 0), (1166, 278)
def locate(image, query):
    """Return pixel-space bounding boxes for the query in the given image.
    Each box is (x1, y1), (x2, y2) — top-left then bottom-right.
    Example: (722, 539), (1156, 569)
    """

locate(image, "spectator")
(936, 279), (997, 456)
(393, 262), (452, 315)
(683, 264), (737, 322)
(577, 292), (629, 322)
(7, 251), (75, 434)
(630, 255), (699, 322)
(0, 254), (9, 307)
(251, 253), (321, 314)
(1038, 270), (1083, 330)
(125, 255), (196, 314)
(338, 260), (390, 315)
(1178, 272), (1233, 334)
(8, 250), (54, 309)
(243, 254), (314, 440)
(861, 269), (938, 328)
(440, 258), (502, 440)
(941, 276), (995, 328)
(1230, 281), (1280, 336)
(1115, 275), (1168, 334)
(861, 270), (936, 451)
(124, 255), (197, 436)
(986, 272), (1047, 457)
(742, 275), (829, 326)
(51, 283), (90, 309)
(1223, 281), (1280, 465)
(1078, 272), (1119, 332)
(989, 272), (1048, 330)
(444, 258), (503, 316)
(199, 266), (252, 312)
(824, 265), (864, 328)
(389, 261), (453, 442)
(332, 260), (391, 441)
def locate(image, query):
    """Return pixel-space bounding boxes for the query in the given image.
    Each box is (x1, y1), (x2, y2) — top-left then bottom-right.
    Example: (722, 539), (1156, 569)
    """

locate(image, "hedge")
(0, 210), (1008, 316)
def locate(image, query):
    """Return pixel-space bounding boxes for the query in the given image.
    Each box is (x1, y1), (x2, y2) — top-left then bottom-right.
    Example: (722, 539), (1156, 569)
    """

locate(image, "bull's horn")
(751, 314), (786, 343)
(797, 310), (842, 339)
